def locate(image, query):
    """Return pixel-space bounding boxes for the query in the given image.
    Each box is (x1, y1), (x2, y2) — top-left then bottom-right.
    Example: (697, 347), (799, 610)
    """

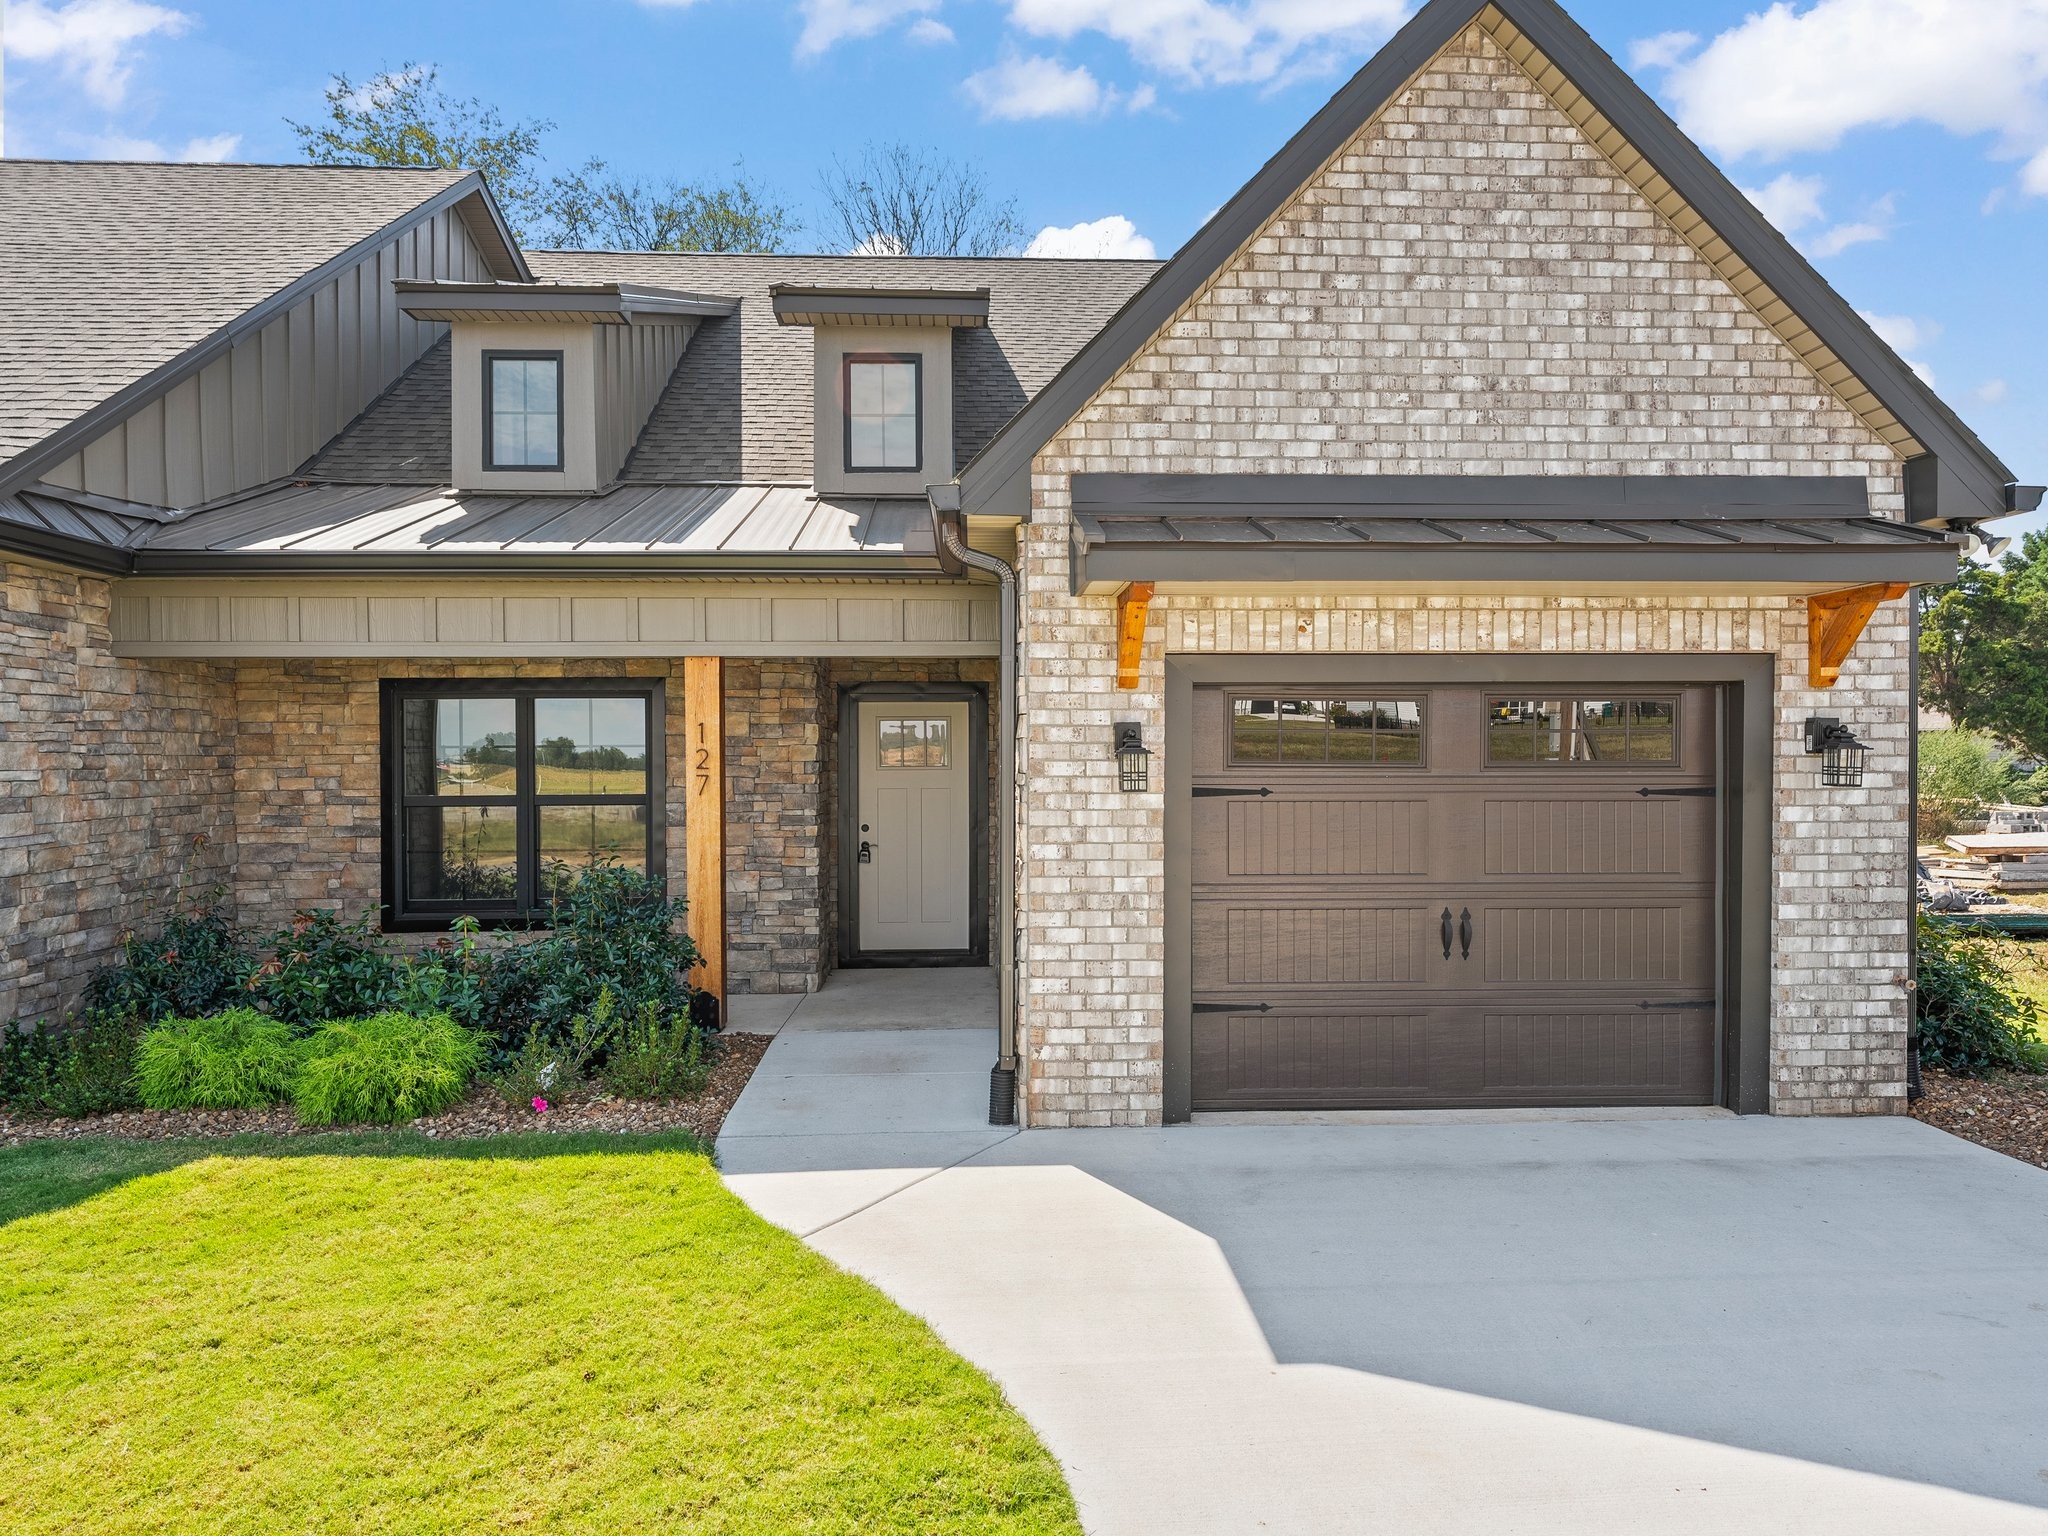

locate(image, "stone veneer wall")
(0, 558), (237, 1023)
(725, 659), (830, 994)
(1015, 24), (1914, 1126)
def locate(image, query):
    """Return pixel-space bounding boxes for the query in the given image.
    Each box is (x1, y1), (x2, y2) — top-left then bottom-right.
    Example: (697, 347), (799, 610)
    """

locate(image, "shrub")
(293, 1012), (484, 1125)
(392, 916), (493, 1032)
(1920, 729), (2021, 808)
(490, 987), (624, 1109)
(87, 900), (251, 1023)
(482, 863), (700, 1050)
(1916, 916), (2046, 1077)
(135, 1008), (303, 1110)
(0, 1014), (144, 1117)
(253, 908), (399, 1029)
(598, 1001), (711, 1100)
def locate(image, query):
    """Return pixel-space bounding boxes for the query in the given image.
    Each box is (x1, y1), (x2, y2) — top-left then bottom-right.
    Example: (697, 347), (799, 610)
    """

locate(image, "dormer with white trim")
(395, 280), (737, 494)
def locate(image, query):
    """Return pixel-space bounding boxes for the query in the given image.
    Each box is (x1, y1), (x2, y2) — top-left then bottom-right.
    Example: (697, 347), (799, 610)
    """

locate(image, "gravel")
(1911, 1067), (2048, 1171)
(0, 1032), (773, 1148)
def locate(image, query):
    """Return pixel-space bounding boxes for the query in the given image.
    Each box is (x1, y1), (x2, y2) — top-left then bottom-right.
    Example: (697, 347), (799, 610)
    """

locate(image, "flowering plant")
(531, 1095), (549, 1114)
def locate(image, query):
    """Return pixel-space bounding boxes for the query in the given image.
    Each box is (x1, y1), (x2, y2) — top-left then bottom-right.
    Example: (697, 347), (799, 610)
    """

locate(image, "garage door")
(1190, 686), (1718, 1110)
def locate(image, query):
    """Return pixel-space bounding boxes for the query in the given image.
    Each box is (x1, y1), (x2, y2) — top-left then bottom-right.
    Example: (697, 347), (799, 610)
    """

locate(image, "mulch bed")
(0, 1032), (773, 1149)
(1911, 1067), (2048, 1171)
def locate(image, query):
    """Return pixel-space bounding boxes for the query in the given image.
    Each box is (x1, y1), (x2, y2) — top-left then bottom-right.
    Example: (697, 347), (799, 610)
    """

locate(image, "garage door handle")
(1459, 907), (1473, 961)
(1440, 907), (1455, 960)
(1637, 786), (1715, 797)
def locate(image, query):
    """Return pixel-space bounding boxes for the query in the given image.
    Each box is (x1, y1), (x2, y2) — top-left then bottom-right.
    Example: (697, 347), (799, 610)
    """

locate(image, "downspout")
(929, 488), (1021, 1126)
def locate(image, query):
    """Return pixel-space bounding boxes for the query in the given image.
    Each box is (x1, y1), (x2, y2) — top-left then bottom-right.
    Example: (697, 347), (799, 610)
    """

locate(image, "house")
(1, 0), (2035, 1128)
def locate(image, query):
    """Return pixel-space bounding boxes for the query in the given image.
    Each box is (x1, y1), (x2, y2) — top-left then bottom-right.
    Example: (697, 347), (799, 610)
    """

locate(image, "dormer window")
(845, 354), (922, 472)
(484, 351), (564, 471)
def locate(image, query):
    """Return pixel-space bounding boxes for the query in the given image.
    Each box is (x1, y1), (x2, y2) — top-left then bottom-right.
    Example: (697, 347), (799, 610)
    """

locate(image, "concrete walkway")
(720, 972), (2048, 1534)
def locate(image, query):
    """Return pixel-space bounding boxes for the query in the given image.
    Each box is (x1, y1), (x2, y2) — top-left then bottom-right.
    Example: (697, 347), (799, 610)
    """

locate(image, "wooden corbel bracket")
(1808, 582), (1909, 689)
(1115, 581), (1155, 690)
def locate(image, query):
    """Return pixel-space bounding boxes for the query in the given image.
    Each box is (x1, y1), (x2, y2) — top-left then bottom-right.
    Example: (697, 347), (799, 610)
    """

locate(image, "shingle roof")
(0, 161), (476, 466)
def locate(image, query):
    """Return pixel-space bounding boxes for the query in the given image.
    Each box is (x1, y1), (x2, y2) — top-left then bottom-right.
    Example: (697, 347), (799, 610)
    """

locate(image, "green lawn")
(0, 1134), (1079, 1535)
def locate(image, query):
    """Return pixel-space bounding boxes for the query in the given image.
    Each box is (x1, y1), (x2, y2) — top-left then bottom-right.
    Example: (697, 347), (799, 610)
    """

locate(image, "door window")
(877, 717), (952, 768)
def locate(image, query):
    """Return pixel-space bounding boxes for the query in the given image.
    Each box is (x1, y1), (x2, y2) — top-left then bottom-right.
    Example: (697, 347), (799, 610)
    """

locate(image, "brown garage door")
(1190, 686), (1718, 1111)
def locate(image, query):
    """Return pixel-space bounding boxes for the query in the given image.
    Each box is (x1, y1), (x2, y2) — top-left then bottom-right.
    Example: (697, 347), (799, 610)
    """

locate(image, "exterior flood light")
(1804, 716), (1870, 788)
(1114, 721), (1151, 792)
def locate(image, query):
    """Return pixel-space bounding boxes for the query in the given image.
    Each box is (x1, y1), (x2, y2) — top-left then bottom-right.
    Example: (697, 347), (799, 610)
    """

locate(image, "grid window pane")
(878, 717), (951, 768)
(1232, 696), (1424, 766)
(1487, 697), (1677, 765)
(489, 357), (561, 468)
(403, 697), (517, 797)
(847, 359), (919, 469)
(404, 804), (520, 903)
(1629, 700), (1677, 762)
(533, 696), (649, 796)
(539, 805), (650, 897)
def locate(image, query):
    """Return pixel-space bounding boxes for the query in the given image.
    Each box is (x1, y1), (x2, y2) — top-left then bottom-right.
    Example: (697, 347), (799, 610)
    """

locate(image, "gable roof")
(0, 160), (526, 491)
(954, 0), (2021, 524)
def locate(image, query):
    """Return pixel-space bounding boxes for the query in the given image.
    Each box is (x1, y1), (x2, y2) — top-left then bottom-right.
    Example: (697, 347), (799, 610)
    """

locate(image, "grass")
(0, 1133), (1080, 1536)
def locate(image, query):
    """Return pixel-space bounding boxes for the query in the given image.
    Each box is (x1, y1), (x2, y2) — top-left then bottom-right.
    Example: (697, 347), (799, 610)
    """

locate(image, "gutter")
(930, 488), (1021, 1127)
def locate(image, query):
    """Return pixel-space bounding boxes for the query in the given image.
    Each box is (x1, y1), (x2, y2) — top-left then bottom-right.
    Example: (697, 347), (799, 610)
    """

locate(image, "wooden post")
(682, 657), (726, 1013)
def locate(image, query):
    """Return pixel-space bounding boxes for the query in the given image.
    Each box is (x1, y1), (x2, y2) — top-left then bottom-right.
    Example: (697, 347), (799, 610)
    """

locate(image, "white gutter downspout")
(929, 487), (1020, 1126)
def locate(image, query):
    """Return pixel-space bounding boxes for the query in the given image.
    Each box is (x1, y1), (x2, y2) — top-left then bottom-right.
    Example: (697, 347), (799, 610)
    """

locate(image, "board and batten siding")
(594, 322), (698, 481)
(110, 579), (1002, 658)
(40, 205), (491, 509)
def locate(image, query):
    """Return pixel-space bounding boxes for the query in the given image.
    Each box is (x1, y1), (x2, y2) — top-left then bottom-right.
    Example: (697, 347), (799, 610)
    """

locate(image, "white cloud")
(179, 132), (240, 162)
(1738, 171), (1825, 232)
(1975, 379), (2010, 405)
(1806, 218), (1886, 257)
(963, 54), (1108, 120)
(1860, 310), (1939, 384)
(1024, 213), (1157, 258)
(795, 0), (940, 57)
(2027, 145), (2048, 196)
(1640, 0), (2048, 195)
(1627, 30), (1698, 71)
(906, 16), (955, 44)
(1127, 82), (1158, 113)
(1005, 0), (1406, 88)
(6, 0), (191, 108)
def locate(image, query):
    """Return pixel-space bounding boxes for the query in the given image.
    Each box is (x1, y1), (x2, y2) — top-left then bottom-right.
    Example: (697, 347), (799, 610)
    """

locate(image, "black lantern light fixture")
(1803, 715), (1870, 788)
(1114, 721), (1151, 792)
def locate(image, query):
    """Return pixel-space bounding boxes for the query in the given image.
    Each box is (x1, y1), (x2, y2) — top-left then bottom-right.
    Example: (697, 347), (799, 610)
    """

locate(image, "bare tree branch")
(817, 142), (1026, 257)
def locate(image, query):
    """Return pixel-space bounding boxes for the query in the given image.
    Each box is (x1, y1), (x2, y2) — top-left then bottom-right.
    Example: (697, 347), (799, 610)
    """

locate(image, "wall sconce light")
(1114, 721), (1151, 792)
(1803, 716), (1869, 787)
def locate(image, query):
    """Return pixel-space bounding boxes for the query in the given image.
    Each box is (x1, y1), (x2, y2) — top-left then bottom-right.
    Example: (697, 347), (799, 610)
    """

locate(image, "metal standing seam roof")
(125, 480), (936, 564)
(0, 161), (510, 472)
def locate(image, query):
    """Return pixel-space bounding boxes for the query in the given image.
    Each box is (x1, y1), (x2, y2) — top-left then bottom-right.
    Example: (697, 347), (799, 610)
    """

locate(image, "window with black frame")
(383, 682), (661, 926)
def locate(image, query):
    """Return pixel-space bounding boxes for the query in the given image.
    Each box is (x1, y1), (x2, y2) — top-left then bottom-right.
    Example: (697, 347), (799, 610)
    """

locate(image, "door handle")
(1440, 907), (1454, 960)
(858, 840), (874, 864)
(1459, 907), (1473, 961)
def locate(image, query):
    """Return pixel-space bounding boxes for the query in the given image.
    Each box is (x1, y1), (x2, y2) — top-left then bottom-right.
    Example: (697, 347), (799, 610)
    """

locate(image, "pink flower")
(532, 1096), (550, 1114)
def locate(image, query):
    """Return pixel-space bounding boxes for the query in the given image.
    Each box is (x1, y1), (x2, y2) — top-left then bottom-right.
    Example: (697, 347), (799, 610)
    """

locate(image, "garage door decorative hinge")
(1193, 786), (1273, 797)
(1636, 786), (1714, 797)
(1637, 999), (1716, 1011)
(1192, 1001), (1274, 1014)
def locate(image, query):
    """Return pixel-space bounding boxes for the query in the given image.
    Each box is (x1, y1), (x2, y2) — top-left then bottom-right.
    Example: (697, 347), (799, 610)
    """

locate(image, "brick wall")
(0, 558), (236, 1022)
(1017, 24), (1913, 1125)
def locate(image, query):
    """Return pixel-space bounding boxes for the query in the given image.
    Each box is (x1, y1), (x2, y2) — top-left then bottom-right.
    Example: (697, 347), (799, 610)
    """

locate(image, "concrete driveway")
(720, 971), (2048, 1534)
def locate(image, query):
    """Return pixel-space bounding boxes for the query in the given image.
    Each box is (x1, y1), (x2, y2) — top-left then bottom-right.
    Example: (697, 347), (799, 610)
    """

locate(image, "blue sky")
(4, 0), (2043, 536)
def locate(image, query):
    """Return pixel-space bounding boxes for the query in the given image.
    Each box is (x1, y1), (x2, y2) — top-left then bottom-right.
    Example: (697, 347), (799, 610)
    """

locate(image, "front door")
(856, 700), (972, 952)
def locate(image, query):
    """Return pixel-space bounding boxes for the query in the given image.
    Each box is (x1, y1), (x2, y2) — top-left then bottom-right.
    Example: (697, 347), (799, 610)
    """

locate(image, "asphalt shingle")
(0, 160), (471, 466)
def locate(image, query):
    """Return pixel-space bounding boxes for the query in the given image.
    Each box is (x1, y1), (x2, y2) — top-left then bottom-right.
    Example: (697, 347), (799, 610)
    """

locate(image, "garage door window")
(1231, 697), (1424, 765)
(1486, 698), (1677, 765)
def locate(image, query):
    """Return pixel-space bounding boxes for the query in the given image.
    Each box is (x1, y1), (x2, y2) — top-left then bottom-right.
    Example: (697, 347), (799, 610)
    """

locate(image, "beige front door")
(856, 700), (972, 951)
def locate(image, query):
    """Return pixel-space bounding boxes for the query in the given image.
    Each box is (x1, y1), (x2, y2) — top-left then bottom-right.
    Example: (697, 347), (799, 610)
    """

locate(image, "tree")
(817, 142), (1026, 257)
(537, 160), (793, 253)
(1920, 531), (2048, 763)
(289, 65), (552, 240)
